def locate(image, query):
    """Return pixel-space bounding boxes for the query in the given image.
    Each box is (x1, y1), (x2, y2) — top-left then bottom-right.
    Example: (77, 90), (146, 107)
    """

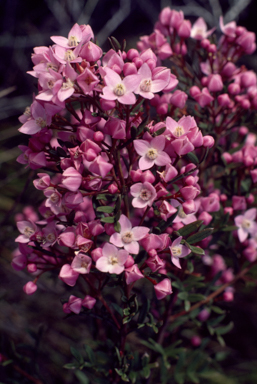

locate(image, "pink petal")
(124, 241), (139, 254)
(155, 151), (171, 166)
(96, 257), (110, 272)
(150, 79), (168, 93)
(118, 92), (136, 105)
(110, 232), (123, 247)
(134, 140), (150, 156)
(138, 63), (152, 78)
(139, 156), (155, 170)
(102, 242), (118, 258)
(123, 74), (141, 92)
(151, 136), (165, 151)
(245, 208), (256, 221)
(171, 256), (181, 269)
(19, 120), (41, 135)
(132, 226), (149, 241)
(119, 214), (132, 231)
(130, 183), (143, 197)
(238, 228), (248, 242)
(104, 67), (122, 87)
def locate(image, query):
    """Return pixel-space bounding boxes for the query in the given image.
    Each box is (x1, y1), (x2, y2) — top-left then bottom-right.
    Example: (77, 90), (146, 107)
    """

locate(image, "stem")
(169, 260), (257, 322)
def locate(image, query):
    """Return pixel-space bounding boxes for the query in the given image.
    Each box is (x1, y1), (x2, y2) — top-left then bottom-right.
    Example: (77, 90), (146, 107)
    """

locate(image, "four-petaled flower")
(96, 243), (129, 274)
(110, 214), (149, 254)
(235, 208), (257, 242)
(134, 136), (171, 170)
(169, 236), (191, 269)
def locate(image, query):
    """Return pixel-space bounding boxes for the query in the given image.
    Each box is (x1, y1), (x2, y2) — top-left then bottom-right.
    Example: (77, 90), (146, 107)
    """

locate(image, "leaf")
(1, 360), (13, 367)
(187, 260), (194, 273)
(215, 321), (234, 335)
(186, 152), (199, 165)
(154, 127), (166, 136)
(187, 244), (205, 255)
(141, 366), (151, 378)
(187, 294), (206, 302)
(222, 225), (238, 232)
(74, 371), (90, 384)
(111, 303), (123, 316)
(211, 306), (225, 315)
(84, 344), (95, 364)
(96, 206), (115, 213)
(114, 221), (121, 232)
(177, 292), (188, 300)
(63, 362), (79, 369)
(184, 300), (191, 311)
(186, 228), (214, 244)
(177, 220), (203, 237)
(158, 209), (179, 231)
(70, 346), (84, 365)
(100, 216), (115, 223)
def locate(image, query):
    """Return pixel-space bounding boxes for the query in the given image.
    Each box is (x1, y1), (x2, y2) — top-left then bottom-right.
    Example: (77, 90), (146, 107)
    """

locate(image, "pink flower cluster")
(13, 8), (257, 315)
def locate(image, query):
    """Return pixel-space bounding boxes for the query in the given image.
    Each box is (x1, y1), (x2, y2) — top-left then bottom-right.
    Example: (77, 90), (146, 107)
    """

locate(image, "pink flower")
(63, 295), (83, 314)
(169, 236), (191, 269)
(71, 252), (92, 274)
(135, 63), (169, 99)
(124, 264), (144, 284)
(110, 214), (149, 254)
(101, 67), (140, 105)
(82, 295), (96, 309)
(235, 208), (257, 242)
(154, 278), (172, 300)
(59, 264), (79, 286)
(190, 17), (215, 40)
(16, 221), (37, 243)
(219, 16), (237, 38)
(130, 182), (157, 208)
(77, 68), (99, 94)
(134, 136), (171, 170)
(51, 23), (90, 48)
(23, 282), (37, 295)
(95, 243), (129, 274)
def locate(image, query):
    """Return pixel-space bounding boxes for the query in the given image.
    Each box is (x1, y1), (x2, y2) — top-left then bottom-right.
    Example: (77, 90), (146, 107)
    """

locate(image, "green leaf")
(158, 209), (179, 231)
(129, 371), (137, 383)
(177, 292), (188, 300)
(111, 303), (123, 316)
(96, 206), (115, 213)
(84, 344), (95, 365)
(114, 221), (121, 232)
(177, 220), (204, 237)
(215, 321), (234, 335)
(186, 228), (214, 244)
(1, 359), (13, 367)
(154, 127), (166, 136)
(100, 216), (115, 223)
(187, 260), (194, 273)
(70, 346), (84, 365)
(186, 152), (199, 165)
(74, 371), (90, 384)
(217, 335), (226, 347)
(222, 225), (238, 232)
(187, 294), (206, 302)
(211, 306), (225, 314)
(141, 366), (151, 378)
(187, 244), (205, 255)
(184, 300), (191, 311)
(63, 362), (79, 369)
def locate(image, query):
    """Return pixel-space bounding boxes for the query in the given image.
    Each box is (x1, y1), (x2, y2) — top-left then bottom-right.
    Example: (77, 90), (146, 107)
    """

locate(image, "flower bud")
(23, 281), (37, 295)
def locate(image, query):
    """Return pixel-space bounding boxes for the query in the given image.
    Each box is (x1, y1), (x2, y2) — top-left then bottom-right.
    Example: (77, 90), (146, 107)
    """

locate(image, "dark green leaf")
(177, 292), (188, 300)
(153, 127), (166, 136)
(141, 366), (151, 378)
(187, 294), (206, 302)
(96, 206), (115, 213)
(187, 228), (214, 244)
(70, 346), (84, 365)
(100, 216), (115, 223)
(187, 244), (205, 255)
(138, 299), (150, 324)
(75, 371), (90, 384)
(63, 362), (79, 369)
(222, 225), (238, 232)
(215, 321), (233, 335)
(184, 300), (191, 311)
(177, 220), (203, 237)
(114, 221), (121, 232)
(84, 344), (95, 364)
(186, 152), (199, 165)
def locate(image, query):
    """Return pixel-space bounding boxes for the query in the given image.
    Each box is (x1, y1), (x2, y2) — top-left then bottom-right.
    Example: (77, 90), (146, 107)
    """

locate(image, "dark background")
(0, 0), (257, 383)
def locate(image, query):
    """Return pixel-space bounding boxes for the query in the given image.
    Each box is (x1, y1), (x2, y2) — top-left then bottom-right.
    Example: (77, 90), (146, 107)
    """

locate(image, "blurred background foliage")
(0, 0), (257, 382)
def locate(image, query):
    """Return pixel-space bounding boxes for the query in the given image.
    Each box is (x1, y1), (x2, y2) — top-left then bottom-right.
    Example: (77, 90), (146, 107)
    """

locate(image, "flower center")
(24, 107), (31, 117)
(36, 117), (46, 128)
(47, 79), (55, 89)
(178, 207), (187, 219)
(174, 126), (185, 137)
(68, 35), (79, 47)
(65, 50), (76, 61)
(122, 231), (134, 244)
(109, 255), (118, 265)
(146, 148), (158, 160)
(171, 246), (182, 257)
(140, 188), (152, 201)
(46, 233), (56, 242)
(24, 226), (35, 237)
(242, 219), (251, 229)
(114, 83), (125, 96)
(62, 79), (74, 89)
(140, 79), (151, 92)
(50, 192), (60, 203)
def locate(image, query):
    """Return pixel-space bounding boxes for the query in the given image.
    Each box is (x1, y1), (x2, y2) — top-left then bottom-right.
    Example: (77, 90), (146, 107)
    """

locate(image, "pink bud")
(156, 103), (168, 115)
(27, 263), (37, 273)
(223, 289), (234, 302)
(207, 74), (223, 92)
(170, 90), (188, 108)
(182, 200), (196, 214)
(125, 264), (144, 284)
(232, 195), (246, 210)
(198, 308), (210, 322)
(240, 99), (251, 109)
(207, 44), (217, 53)
(127, 49), (139, 61)
(243, 246), (257, 262)
(190, 86), (201, 97)
(222, 152), (232, 163)
(124, 255), (135, 268)
(140, 170), (156, 183)
(198, 211), (212, 225)
(159, 7), (172, 25)
(108, 183), (118, 194)
(100, 99), (116, 111)
(93, 131), (104, 142)
(250, 169), (257, 183)
(80, 41), (102, 62)
(130, 169), (143, 182)
(59, 264), (79, 286)
(191, 335), (201, 346)
(91, 247), (103, 262)
(154, 278), (172, 300)
(82, 295), (96, 309)
(123, 62), (137, 76)
(201, 39), (210, 49)
(221, 62), (237, 77)
(217, 93), (231, 107)
(177, 20), (191, 38)
(228, 83), (240, 95)
(23, 281), (37, 295)
(133, 57), (143, 68)
(203, 135), (215, 148)
(224, 207), (233, 215)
